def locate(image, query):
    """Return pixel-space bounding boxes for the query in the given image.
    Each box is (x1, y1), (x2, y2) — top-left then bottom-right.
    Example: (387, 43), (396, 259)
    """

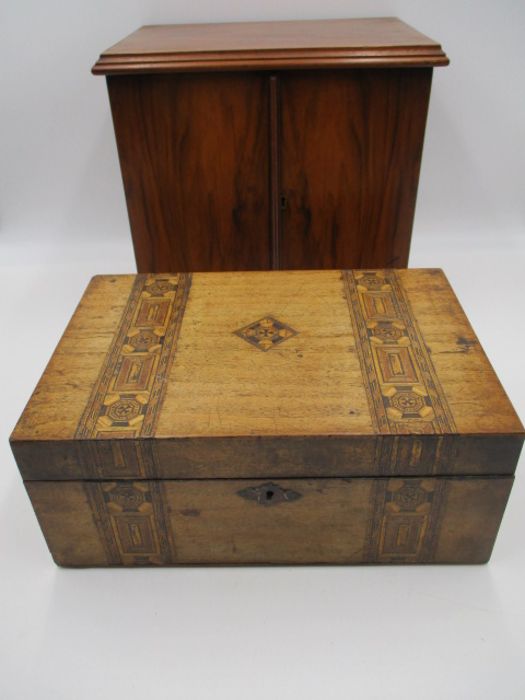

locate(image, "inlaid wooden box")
(93, 18), (448, 272)
(11, 270), (523, 566)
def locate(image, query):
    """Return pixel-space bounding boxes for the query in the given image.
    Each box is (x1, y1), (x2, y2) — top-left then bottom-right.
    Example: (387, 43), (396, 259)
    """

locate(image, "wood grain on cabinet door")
(278, 69), (432, 269)
(108, 73), (271, 272)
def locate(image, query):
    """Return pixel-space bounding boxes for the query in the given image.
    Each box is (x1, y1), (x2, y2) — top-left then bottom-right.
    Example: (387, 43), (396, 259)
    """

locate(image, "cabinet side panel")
(107, 74), (271, 272)
(279, 68), (432, 269)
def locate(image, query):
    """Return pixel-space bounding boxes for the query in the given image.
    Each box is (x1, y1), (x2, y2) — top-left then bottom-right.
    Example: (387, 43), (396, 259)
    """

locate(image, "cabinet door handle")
(280, 194), (288, 211)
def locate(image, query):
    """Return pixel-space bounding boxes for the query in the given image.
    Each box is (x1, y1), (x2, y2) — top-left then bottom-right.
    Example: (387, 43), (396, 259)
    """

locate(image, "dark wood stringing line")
(142, 275), (192, 436)
(363, 479), (388, 560)
(343, 270), (383, 432)
(269, 74), (281, 269)
(149, 481), (177, 560)
(391, 271), (457, 433)
(421, 479), (449, 559)
(84, 482), (122, 565)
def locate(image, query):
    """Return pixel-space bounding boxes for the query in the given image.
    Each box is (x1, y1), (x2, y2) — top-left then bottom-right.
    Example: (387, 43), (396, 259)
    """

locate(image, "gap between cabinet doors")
(269, 74), (281, 270)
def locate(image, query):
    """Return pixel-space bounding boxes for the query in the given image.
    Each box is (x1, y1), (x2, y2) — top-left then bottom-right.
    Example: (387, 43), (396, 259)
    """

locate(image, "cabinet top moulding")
(92, 17), (449, 75)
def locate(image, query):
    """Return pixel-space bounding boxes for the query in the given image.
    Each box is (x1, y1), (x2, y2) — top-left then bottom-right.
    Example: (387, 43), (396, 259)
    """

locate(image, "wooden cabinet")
(93, 18), (448, 272)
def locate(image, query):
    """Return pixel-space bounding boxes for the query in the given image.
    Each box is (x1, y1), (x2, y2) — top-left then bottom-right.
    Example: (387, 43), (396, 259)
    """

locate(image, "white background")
(1, 2), (525, 699)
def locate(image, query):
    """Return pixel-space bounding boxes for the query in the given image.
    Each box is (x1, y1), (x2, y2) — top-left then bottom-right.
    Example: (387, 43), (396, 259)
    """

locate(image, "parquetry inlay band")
(84, 481), (175, 565)
(75, 274), (192, 439)
(343, 270), (456, 435)
(364, 478), (448, 562)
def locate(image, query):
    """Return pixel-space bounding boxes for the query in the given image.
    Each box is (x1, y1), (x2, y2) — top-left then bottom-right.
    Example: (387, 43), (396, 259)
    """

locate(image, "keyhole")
(266, 489), (274, 501)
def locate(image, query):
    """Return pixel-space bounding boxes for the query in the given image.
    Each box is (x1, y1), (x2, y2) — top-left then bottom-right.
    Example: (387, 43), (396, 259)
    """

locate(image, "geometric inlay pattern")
(365, 478), (448, 562)
(342, 270), (456, 435)
(84, 481), (175, 565)
(234, 315), (298, 352)
(75, 274), (192, 439)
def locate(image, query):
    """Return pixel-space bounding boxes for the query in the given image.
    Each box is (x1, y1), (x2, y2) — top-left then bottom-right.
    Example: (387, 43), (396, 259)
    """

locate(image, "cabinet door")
(278, 69), (432, 269)
(108, 73), (271, 272)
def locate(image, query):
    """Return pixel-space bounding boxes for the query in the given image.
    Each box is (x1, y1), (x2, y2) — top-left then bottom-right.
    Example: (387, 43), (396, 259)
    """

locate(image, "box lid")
(11, 270), (523, 480)
(92, 18), (449, 75)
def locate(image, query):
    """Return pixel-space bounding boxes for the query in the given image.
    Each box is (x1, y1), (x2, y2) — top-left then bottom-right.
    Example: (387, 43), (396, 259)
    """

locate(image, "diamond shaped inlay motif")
(234, 316), (298, 352)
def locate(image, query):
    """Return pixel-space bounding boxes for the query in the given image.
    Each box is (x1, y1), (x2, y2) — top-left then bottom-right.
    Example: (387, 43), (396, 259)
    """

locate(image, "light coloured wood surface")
(11, 270), (524, 444)
(157, 270), (373, 437)
(397, 269), (524, 435)
(92, 18), (449, 74)
(25, 475), (513, 566)
(11, 275), (136, 441)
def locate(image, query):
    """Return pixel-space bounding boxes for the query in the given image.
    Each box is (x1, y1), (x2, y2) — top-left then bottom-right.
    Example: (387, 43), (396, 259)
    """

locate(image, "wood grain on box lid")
(10, 270), (523, 480)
